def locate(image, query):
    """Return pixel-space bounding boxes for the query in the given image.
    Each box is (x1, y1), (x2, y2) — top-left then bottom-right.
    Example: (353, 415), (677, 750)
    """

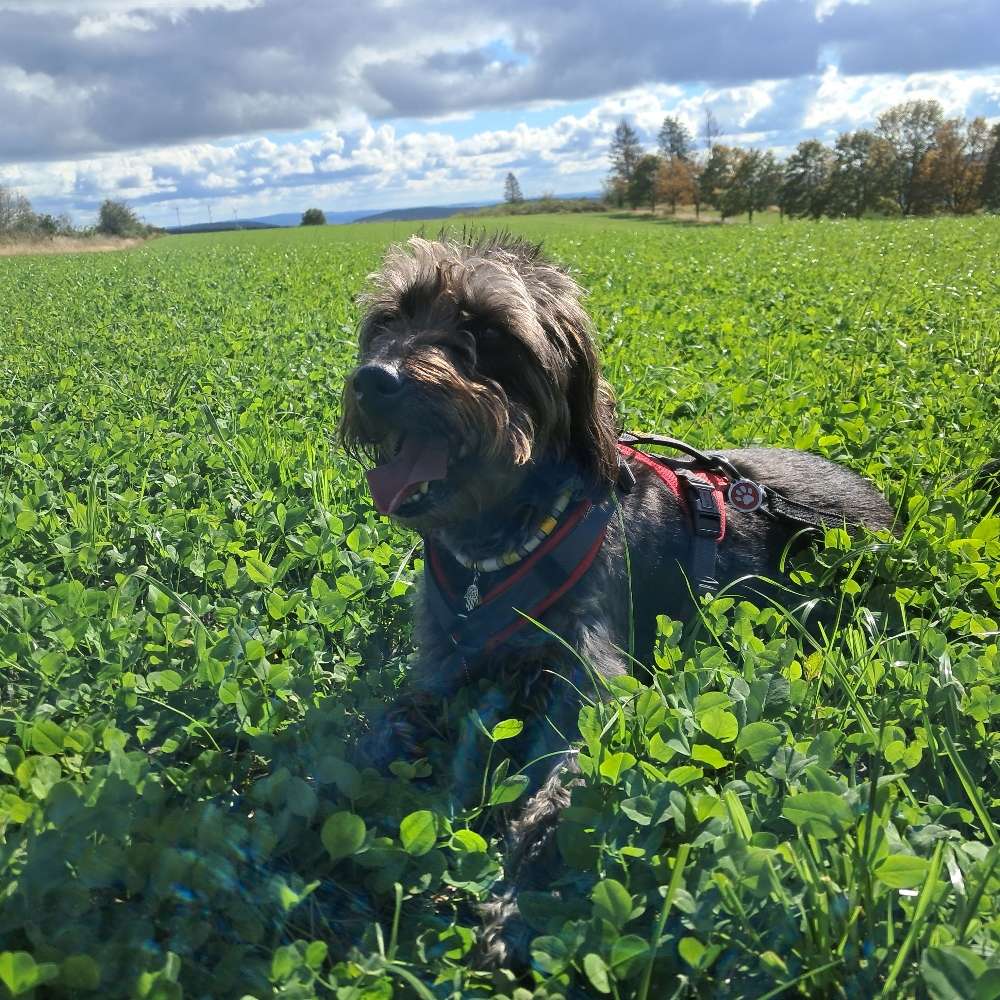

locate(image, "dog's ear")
(524, 261), (620, 486)
(564, 331), (620, 486)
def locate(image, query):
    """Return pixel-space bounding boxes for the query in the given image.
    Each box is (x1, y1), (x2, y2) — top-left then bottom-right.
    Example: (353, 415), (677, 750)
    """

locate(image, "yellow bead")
(503, 551), (520, 566)
(539, 517), (557, 534)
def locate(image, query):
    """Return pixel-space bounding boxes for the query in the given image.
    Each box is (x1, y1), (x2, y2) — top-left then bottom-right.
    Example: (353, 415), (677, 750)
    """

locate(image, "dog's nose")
(353, 364), (404, 402)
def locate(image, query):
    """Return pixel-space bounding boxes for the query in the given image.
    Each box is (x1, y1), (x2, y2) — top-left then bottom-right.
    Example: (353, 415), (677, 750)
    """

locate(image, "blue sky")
(0, 0), (997, 227)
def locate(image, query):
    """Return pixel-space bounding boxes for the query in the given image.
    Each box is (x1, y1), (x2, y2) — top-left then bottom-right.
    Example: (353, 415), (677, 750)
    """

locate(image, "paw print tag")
(727, 478), (765, 513)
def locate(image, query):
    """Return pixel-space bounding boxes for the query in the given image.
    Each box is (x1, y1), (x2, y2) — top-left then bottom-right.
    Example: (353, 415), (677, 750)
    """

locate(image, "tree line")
(606, 100), (1000, 222)
(0, 190), (155, 240)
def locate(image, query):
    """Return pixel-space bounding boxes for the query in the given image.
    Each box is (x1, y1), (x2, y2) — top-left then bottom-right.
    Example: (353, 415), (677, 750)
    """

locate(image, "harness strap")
(617, 443), (727, 596)
(425, 488), (616, 659)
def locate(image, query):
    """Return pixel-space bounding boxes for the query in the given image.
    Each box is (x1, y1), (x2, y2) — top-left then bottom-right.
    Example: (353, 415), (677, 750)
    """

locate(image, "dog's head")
(340, 233), (618, 532)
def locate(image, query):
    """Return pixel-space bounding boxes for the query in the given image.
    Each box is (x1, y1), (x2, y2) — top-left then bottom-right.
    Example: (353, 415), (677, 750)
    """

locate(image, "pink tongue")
(366, 437), (449, 515)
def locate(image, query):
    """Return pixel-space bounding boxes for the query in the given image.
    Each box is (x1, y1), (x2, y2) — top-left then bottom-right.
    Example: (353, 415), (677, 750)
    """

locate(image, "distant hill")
(246, 209), (377, 227)
(165, 192), (606, 234)
(165, 220), (280, 234)
(354, 202), (489, 223)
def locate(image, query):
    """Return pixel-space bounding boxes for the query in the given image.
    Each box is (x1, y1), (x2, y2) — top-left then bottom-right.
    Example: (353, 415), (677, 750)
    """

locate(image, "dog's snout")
(353, 364), (404, 402)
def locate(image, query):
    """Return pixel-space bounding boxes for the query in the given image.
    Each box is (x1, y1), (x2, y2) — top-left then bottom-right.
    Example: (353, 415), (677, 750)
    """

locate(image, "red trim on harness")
(484, 528), (607, 653)
(428, 544), (456, 601)
(617, 443), (727, 541)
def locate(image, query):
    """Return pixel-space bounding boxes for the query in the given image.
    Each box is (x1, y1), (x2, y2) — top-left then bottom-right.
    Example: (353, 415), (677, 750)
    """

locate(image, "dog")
(339, 232), (894, 966)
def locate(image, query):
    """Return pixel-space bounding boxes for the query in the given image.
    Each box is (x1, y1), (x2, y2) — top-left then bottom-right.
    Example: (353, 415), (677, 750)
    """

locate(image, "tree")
(721, 149), (781, 222)
(658, 116), (693, 162)
(503, 173), (524, 204)
(688, 155), (705, 218)
(301, 208), (327, 226)
(97, 199), (142, 236)
(656, 156), (697, 213)
(779, 140), (833, 220)
(701, 108), (723, 152)
(629, 154), (661, 211)
(0, 186), (35, 234)
(918, 117), (990, 214)
(827, 130), (895, 219)
(876, 99), (945, 214)
(609, 119), (643, 189)
(698, 144), (738, 213)
(982, 123), (1000, 212)
(602, 175), (628, 209)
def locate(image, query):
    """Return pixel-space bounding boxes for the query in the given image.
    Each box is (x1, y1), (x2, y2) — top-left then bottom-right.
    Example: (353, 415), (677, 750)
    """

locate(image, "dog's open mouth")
(366, 433), (450, 516)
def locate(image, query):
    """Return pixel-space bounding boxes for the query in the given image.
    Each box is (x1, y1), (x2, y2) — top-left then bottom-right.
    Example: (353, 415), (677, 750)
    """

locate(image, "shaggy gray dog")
(340, 232), (894, 966)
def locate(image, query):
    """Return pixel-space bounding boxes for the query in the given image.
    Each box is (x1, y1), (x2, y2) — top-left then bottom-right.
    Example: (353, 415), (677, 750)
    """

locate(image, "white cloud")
(3, 0), (998, 165)
(805, 64), (1000, 131)
(0, 1), (257, 11)
(73, 11), (154, 37)
(4, 64), (997, 227)
(814, 0), (870, 20)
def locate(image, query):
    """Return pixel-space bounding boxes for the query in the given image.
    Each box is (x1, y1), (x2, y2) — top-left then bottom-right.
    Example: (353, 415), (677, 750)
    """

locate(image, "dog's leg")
(477, 628), (628, 970)
(477, 755), (577, 969)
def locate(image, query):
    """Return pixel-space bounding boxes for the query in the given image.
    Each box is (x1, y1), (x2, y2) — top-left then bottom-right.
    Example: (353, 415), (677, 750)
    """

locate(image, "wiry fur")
(340, 232), (895, 969)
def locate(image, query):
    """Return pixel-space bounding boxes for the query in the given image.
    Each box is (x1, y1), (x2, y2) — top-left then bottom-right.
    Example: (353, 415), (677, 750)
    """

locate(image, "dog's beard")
(341, 380), (542, 537)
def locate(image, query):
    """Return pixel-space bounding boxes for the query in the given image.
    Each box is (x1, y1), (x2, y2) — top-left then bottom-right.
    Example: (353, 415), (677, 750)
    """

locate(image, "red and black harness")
(423, 432), (825, 661)
(424, 431), (865, 663)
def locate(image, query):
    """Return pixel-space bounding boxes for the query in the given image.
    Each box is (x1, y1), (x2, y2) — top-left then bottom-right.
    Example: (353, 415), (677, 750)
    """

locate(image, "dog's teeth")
(418, 481), (429, 494)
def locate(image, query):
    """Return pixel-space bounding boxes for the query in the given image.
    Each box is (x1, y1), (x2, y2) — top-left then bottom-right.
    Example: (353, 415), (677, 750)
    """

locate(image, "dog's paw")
(357, 700), (433, 773)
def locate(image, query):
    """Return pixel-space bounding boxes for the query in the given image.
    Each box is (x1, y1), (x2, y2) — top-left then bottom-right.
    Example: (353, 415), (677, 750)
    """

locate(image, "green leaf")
(699, 707), (738, 743)
(666, 765), (703, 786)
(620, 795), (655, 825)
(314, 757), (362, 798)
(400, 810), (437, 856)
(321, 812), (366, 861)
(245, 553), (275, 585)
(490, 718), (524, 741)
(530, 936), (568, 975)
(223, 556), (238, 588)
(147, 583), (171, 614)
(60, 955), (101, 991)
(304, 941), (328, 970)
(610, 935), (649, 976)
(599, 751), (636, 782)
(735, 721), (782, 762)
(690, 744), (730, 769)
(782, 791), (855, 839)
(15, 511), (37, 531)
(921, 946), (986, 1000)
(875, 854), (930, 888)
(0, 952), (59, 996)
(678, 937), (705, 968)
(975, 969), (1000, 1000)
(489, 775), (529, 805)
(583, 953), (611, 994)
(450, 829), (487, 852)
(148, 669), (182, 692)
(592, 878), (633, 929)
(29, 720), (65, 755)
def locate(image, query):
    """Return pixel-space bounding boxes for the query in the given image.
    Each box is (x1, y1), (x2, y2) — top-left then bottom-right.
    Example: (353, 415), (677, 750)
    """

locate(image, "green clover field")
(1, 214), (998, 999)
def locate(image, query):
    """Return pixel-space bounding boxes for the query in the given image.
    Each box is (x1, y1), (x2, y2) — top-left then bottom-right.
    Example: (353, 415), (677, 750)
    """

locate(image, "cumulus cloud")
(5, 67), (997, 227)
(1, 0), (998, 163)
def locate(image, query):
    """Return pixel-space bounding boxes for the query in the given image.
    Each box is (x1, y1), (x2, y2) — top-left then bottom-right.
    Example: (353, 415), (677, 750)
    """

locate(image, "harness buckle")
(682, 476), (723, 537)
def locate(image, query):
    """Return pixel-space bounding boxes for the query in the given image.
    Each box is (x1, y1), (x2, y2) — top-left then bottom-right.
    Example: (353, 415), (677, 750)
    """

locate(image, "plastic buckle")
(684, 478), (722, 537)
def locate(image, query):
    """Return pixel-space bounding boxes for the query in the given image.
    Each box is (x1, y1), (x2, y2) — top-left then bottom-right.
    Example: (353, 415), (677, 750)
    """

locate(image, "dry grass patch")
(0, 235), (150, 257)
